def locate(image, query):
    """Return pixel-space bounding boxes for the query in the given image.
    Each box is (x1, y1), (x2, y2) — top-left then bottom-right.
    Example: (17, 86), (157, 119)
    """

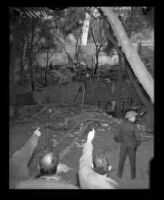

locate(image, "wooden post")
(111, 82), (116, 111)
(45, 50), (49, 86)
(82, 82), (86, 105)
(73, 85), (82, 104)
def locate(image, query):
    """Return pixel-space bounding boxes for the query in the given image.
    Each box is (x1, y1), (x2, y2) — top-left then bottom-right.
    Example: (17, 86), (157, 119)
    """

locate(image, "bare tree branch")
(90, 24), (97, 48)
(98, 35), (105, 50)
(75, 26), (83, 63)
(97, 18), (102, 43)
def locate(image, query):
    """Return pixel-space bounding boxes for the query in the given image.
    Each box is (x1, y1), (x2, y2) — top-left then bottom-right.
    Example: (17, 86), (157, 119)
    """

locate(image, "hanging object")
(81, 12), (91, 46)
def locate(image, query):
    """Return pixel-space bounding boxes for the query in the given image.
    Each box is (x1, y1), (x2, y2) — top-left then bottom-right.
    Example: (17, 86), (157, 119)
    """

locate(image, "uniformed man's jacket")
(114, 120), (140, 147)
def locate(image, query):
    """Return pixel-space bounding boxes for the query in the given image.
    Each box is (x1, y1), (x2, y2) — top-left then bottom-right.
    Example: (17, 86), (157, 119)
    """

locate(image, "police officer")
(114, 111), (140, 180)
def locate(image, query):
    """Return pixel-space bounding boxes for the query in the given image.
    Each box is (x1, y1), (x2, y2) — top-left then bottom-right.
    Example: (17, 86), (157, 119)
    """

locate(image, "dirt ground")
(9, 108), (154, 189)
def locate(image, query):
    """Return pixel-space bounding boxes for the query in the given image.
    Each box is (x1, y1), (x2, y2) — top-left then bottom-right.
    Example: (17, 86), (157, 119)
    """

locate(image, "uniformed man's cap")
(125, 111), (138, 119)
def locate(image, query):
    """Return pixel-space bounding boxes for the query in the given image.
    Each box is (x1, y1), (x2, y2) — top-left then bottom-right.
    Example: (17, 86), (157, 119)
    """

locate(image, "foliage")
(9, 6), (154, 88)
(115, 7), (154, 38)
(59, 7), (85, 37)
(10, 7), (63, 63)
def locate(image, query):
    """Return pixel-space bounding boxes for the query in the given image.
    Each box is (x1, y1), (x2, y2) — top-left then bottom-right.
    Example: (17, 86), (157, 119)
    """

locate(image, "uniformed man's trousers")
(117, 143), (136, 179)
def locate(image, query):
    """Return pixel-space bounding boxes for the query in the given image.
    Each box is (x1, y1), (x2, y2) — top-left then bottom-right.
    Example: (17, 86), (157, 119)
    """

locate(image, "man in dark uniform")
(114, 111), (140, 180)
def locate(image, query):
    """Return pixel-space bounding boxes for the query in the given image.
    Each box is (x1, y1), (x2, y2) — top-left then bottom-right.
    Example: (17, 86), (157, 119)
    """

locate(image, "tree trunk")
(94, 50), (99, 75)
(20, 40), (25, 84)
(45, 50), (49, 86)
(75, 42), (79, 65)
(100, 7), (154, 103)
(29, 22), (35, 91)
(20, 51), (24, 80)
(10, 42), (17, 105)
(10, 24), (18, 105)
(29, 58), (35, 91)
(75, 28), (83, 65)
(116, 54), (124, 116)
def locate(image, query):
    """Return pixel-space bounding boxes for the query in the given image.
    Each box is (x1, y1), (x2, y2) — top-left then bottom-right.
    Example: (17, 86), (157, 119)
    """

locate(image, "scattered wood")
(31, 106), (48, 119)
(81, 82), (86, 105)
(58, 121), (83, 144)
(59, 122), (92, 161)
(49, 108), (62, 119)
(9, 117), (37, 125)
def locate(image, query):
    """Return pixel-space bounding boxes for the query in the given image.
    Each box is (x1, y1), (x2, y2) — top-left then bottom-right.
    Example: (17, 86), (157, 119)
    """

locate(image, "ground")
(9, 106), (154, 190)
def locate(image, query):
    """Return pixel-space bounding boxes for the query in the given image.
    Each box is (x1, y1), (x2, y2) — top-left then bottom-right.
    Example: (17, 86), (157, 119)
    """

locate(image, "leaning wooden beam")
(100, 7), (154, 103)
(73, 85), (82, 104)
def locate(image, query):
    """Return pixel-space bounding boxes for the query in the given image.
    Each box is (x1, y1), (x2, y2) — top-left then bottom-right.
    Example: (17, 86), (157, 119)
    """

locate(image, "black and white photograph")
(9, 7), (154, 190)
